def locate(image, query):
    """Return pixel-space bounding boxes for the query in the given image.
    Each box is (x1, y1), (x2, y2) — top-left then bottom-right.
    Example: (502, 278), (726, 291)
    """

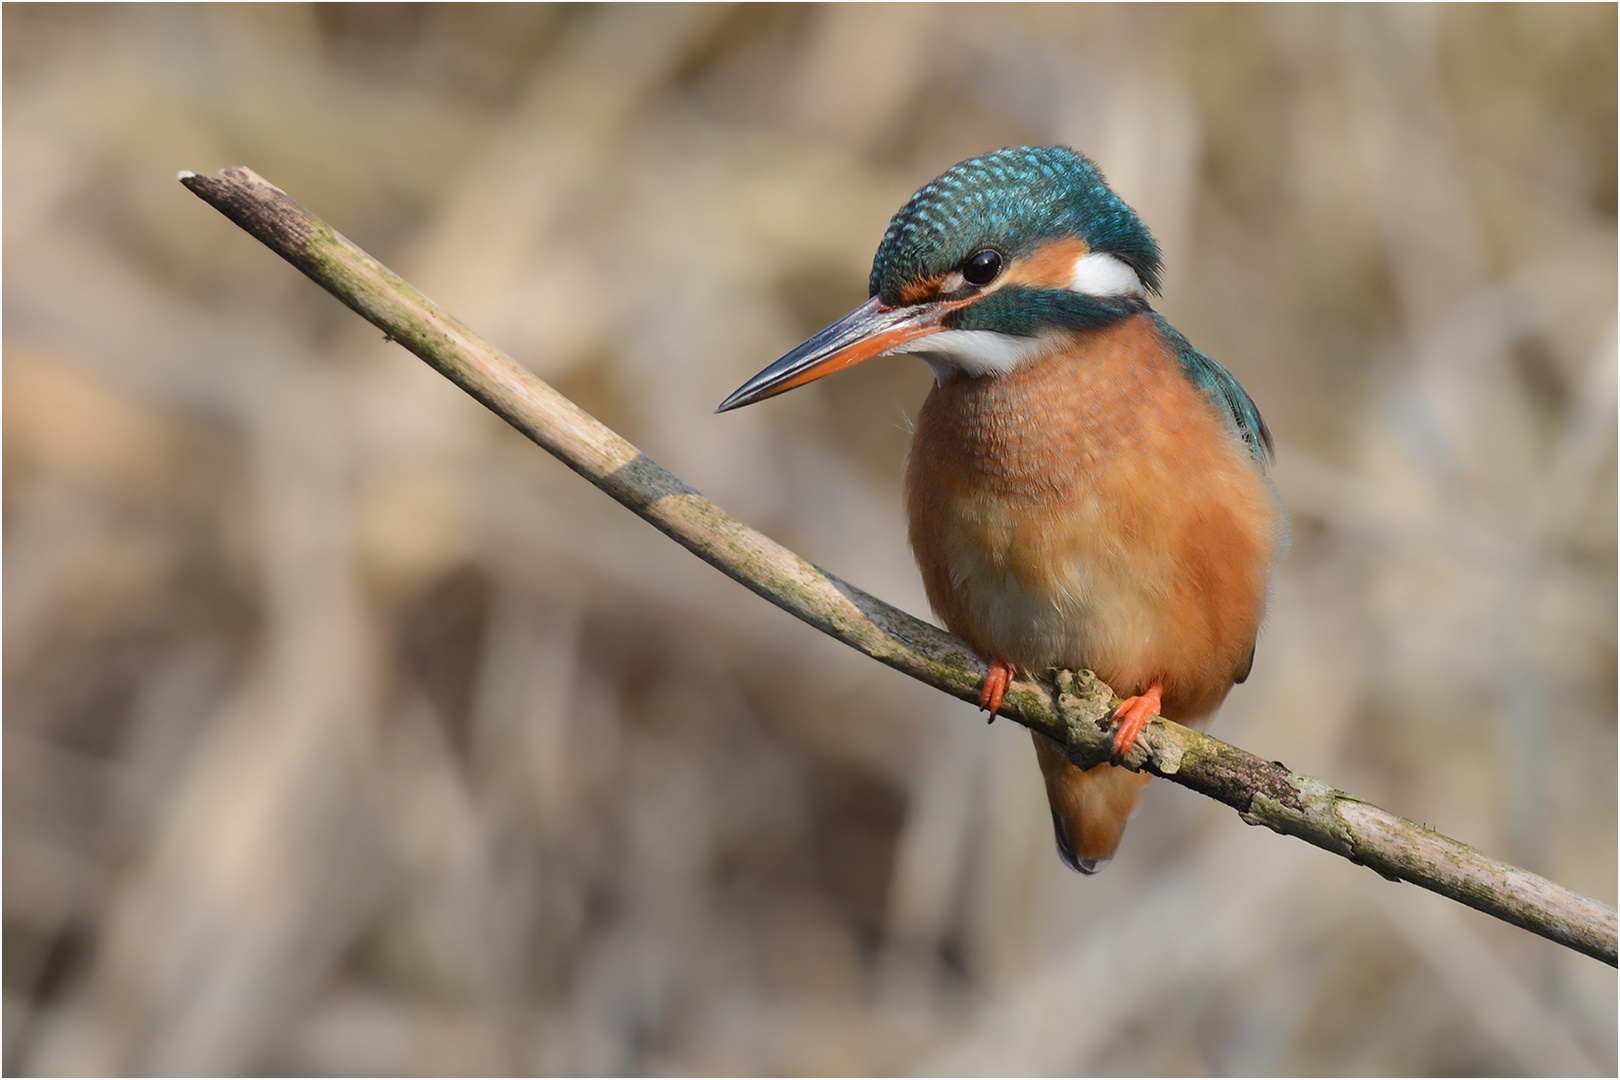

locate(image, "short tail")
(1031, 732), (1153, 873)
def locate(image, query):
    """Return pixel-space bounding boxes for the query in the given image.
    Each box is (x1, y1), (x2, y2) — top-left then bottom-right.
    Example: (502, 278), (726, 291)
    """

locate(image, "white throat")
(892, 330), (1050, 381)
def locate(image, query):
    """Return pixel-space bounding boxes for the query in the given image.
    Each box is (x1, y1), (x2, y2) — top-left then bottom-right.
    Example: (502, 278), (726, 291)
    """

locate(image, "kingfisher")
(717, 146), (1288, 872)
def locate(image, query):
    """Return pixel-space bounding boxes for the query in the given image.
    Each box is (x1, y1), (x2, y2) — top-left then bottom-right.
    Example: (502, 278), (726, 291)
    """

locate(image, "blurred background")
(4, 4), (1615, 1075)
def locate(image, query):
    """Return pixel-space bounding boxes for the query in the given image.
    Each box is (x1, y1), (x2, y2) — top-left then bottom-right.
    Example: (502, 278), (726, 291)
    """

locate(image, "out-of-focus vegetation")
(4, 5), (1614, 1075)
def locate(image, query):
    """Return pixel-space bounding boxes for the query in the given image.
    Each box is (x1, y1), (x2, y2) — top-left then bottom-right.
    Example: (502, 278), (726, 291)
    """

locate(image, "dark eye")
(961, 248), (1003, 286)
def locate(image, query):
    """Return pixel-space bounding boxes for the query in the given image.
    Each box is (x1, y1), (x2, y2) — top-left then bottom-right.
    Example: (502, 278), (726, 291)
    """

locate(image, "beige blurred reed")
(5, 5), (1615, 1076)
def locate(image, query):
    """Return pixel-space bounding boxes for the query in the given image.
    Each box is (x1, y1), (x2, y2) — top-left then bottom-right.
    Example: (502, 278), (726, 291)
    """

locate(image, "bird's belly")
(939, 499), (1169, 677)
(919, 474), (1277, 722)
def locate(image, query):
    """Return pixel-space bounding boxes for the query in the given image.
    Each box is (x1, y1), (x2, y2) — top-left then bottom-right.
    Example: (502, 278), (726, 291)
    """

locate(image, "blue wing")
(1150, 314), (1274, 469)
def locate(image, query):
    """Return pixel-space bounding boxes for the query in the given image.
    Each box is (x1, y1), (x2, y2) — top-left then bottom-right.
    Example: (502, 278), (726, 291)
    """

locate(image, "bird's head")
(718, 146), (1160, 412)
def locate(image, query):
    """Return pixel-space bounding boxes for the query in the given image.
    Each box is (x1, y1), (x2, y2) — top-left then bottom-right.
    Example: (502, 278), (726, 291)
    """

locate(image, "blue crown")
(869, 147), (1162, 304)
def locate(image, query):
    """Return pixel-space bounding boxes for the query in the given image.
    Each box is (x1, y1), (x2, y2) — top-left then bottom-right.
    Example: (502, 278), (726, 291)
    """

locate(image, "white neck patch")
(889, 330), (1049, 382)
(1071, 251), (1143, 297)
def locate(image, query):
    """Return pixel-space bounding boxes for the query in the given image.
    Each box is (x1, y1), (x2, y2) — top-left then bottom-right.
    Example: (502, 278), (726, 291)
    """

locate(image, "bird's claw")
(1109, 684), (1164, 760)
(980, 659), (1015, 723)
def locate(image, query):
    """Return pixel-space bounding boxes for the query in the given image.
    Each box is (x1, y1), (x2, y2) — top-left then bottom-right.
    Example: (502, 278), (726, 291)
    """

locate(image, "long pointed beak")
(716, 295), (964, 413)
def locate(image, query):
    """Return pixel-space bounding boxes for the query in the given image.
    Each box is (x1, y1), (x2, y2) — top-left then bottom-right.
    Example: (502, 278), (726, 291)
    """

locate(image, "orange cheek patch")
(1003, 235), (1092, 290)
(900, 275), (948, 304)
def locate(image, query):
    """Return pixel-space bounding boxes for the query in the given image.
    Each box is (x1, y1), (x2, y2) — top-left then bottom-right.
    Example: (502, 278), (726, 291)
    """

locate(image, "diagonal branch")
(178, 166), (1617, 967)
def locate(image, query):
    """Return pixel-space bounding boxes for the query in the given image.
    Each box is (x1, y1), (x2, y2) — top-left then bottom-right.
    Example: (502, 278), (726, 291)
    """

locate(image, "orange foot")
(980, 658), (1016, 724)
(1110, 682), (1164, 759)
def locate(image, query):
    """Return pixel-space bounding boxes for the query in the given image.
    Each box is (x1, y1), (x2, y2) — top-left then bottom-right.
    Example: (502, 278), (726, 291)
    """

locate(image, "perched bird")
(718, 147), (1288, 872)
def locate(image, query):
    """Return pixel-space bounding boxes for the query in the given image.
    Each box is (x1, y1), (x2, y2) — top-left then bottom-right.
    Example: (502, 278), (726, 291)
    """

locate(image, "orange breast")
(904, 313), (1286, 723)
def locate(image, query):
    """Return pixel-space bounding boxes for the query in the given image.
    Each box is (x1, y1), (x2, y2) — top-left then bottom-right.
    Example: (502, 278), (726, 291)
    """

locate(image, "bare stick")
(178, 166), (1617, 967)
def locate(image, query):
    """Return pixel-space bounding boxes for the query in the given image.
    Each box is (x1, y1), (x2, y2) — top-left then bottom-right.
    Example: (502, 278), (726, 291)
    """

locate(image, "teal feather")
(870, 146), (1161, 303)
(947, 284), (1149, 337)
(1149, 314), (1275, 468)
